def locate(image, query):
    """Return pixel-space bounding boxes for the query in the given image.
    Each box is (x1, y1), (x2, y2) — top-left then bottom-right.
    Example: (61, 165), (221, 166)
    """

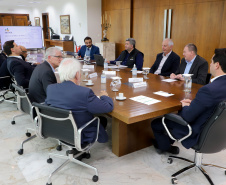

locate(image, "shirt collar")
(8, 55), (22, 59)
(185, 55), (196, 64)
(210, 74), (226, 83)
(162, 50), (172, 57)
(87, 46), (92, 50)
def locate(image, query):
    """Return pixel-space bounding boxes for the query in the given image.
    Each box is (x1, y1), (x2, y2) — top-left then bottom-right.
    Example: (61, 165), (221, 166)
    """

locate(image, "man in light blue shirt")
(170, 43), (208, 85)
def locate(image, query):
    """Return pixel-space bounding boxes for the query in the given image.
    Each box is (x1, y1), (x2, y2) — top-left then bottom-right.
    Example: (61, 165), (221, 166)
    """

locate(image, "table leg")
(112, 117), (154, 157)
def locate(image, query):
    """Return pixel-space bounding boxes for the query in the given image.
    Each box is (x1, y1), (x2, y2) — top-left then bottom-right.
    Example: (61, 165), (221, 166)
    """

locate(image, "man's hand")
(180, 99), (192, 107)
(100, 90), (108, 97)
(170, 73), (176, 79)
(176, 74), (184, 81)
(106, 60), (110, 64)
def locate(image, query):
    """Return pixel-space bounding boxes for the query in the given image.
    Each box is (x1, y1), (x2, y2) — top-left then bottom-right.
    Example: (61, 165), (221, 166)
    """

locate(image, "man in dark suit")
(150, 39), (180, 76)
(29, 47), (62, 103)
(4, 40), (34, 88)
(45, 58), (114, 144)
(0, 48), (11, 89)
(151, 48), (226, 155)
(77, 36), (100, 60)
(107, 38), (144, 70)
(170, 43), (208, 85)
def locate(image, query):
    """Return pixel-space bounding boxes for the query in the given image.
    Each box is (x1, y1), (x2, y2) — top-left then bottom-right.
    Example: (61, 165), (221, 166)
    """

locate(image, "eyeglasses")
(22, 51), (27, 53)
(51, 55), (63, 59)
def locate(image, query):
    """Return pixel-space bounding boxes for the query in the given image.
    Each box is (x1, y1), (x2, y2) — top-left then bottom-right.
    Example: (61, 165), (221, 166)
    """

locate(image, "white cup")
(87, 80), (92, 84)
(119, 93), (124, 98)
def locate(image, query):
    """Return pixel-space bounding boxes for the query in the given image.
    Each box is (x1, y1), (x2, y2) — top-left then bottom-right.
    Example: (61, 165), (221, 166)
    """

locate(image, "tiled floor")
(0, 99), (226, 185)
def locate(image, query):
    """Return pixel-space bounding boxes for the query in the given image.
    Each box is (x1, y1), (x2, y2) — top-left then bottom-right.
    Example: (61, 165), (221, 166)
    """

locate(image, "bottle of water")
(101, 71), (106, 83)
(104, 58), (108, 69)
(132, 64), (137, 76)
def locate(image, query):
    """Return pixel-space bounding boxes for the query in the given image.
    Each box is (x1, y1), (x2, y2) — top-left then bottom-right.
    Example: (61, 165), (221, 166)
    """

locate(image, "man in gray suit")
(170, 43), (208, 85)
(29, 47), (63, 103)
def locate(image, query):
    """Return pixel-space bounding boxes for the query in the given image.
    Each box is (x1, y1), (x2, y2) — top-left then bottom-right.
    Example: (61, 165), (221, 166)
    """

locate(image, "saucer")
(116, 96), (126, 100)
(86, 83), (94, 86)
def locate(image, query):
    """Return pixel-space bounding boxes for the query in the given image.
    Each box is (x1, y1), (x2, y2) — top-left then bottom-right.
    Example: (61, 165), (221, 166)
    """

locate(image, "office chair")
(12, 83), (37, 155)
(162, 101), (226, 185)
(206, 73), (212, 84)
(32, 102), (100, 185)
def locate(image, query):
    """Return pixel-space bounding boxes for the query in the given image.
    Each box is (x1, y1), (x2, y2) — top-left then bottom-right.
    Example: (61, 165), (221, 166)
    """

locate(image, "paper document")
(162, 79), (177, 82)
(130, 95), (161, 105)
(153, 91), (174, 97)
(83, 65), (94, 69)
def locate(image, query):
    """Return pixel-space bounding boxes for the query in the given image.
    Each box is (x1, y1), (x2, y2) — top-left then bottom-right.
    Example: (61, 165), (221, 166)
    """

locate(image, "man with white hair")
(29, 47), (63, 103)
(150, 38), (180, 76)
(45, 58), (114, 144)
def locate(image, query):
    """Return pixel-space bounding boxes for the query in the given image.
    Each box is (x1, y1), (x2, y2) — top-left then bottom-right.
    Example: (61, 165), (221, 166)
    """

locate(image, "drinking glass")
(182, 74), (193, 93)
(83, 71), (89, 82)
(116, 61), (122, 71)
(111, 79), (119, 91)
(143, 67), (150, 79)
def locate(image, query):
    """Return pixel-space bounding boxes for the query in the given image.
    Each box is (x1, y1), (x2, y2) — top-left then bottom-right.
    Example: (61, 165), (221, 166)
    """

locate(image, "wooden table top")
(79, 64), (202, 124)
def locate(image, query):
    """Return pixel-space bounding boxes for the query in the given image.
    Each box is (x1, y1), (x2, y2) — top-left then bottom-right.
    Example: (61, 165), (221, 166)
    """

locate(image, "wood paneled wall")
(0, 14), (29, 26)
(102, 0), (226, 69)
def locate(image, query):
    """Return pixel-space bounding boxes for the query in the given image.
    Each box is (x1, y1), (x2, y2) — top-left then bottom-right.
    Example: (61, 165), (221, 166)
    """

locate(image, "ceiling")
(0, 0), (50, 8)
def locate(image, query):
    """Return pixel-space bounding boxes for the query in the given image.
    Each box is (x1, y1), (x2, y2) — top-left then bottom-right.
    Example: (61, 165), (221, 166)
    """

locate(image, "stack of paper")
(130, 95), (161, 105)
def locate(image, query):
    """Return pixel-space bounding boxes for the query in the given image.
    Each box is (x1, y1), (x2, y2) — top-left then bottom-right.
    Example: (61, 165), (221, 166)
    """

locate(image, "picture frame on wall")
(34, 17), (40, 26)
(60, 15), (71, 34)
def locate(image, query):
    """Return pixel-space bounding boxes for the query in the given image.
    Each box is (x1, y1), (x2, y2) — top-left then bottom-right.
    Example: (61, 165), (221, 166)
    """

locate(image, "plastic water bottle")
(101, 71), (106, 83)
(104, 59), (108, 69)
(132, 64), (137, 76)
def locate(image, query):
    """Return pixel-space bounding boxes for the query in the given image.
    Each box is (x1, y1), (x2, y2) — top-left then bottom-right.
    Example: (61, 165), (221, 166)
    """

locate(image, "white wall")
(0, 0), (102, 50)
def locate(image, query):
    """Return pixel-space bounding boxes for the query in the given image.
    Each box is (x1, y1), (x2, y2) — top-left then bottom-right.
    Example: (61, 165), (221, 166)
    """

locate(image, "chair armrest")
(0, 76), (11, 79)
(164, 113), (188, 126)
(162, 113), (192, 142)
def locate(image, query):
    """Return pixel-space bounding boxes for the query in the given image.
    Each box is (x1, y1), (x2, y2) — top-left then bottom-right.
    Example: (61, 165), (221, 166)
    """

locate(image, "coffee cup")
(119, 93), (124, 99)
(87, 80), (92, 84)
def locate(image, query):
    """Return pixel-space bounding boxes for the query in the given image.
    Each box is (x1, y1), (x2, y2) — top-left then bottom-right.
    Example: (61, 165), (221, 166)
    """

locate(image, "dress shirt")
(154, 51), (172, 74)
(85, 47), (92, 56)
(184, 56), (196, 74)
(211, 74), (226, 83)
(110, 52), (143, 70)
(46, 61), (55, 72)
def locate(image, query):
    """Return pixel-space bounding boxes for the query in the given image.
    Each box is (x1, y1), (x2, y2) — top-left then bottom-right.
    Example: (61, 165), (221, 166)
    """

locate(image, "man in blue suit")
(77, 36), (100, 60)
(150, 38), (180, 76)
(45, 58), (114, 145)
(151, 48), (226, 155)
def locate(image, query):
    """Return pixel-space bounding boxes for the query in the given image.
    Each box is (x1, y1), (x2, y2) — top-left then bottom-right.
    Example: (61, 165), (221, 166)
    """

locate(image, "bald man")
(150, 39), (180, 76)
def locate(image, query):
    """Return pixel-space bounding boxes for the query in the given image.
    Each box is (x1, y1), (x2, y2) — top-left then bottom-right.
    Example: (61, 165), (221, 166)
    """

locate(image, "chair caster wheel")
(11, 121), (15, 125)
(84, 153), (91, 159)
(46, 183), (52, 185)
(168, 158), (173, 164)
(56, 145), (62, 151)
(225, 170), (226, 175)
(26, 132), (31, 137)
(171, 177), (178, 184)
(92, 175), (98, 182)
(47, 158), (53, 163)
(18, 149), (23, 155)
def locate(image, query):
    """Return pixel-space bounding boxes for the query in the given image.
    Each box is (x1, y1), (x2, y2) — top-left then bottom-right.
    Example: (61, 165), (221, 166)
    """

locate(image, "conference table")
(78, 63), (202, 157)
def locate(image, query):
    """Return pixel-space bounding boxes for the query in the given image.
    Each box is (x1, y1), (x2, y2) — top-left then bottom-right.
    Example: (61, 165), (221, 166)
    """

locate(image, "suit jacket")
(169, 75), (226, 149)
(7, 57), (34, 88)
(45, 81), (114, 144)
(150, 51), (180, 76)
(0, 52), (7, 68)
(29, 61), (57, 103)
(78, 45), (100, 60)
(0, 60), (12, 89)
(175, 55), (208, 85)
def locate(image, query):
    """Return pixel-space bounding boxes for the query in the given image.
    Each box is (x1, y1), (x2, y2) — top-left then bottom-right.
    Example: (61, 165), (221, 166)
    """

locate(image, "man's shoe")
(167, 146), (180, 155)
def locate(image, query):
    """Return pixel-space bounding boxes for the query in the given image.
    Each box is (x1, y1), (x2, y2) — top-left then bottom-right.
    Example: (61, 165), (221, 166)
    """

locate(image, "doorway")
(42, 13), (50, 40)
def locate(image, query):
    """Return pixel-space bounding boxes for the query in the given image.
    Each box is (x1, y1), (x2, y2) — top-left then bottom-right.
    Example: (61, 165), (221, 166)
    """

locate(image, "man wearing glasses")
(29, 47), (63, 103)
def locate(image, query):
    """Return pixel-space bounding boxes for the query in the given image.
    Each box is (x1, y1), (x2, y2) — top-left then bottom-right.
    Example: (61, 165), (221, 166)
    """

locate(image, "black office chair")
(12, 83), (37, 155)
(206, 73), (212, 84)
(162, 101), (226, 185)
(32, 102), (100, 185)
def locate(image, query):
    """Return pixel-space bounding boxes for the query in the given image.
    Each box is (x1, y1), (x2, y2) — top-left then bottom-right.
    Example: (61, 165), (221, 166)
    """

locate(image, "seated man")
(0, 50), (7, 68)
(29, 47), (62, 103)
(20, 46), (28, 61)
(4, 40), (34, 88)
(170, 43), (208, 85)
(77, 36), (100, 60)
(151, 48), (226, 155)
(45, 58), (114, 144)
(150, 39), (180, 76)
(107, 38), (144, 70)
